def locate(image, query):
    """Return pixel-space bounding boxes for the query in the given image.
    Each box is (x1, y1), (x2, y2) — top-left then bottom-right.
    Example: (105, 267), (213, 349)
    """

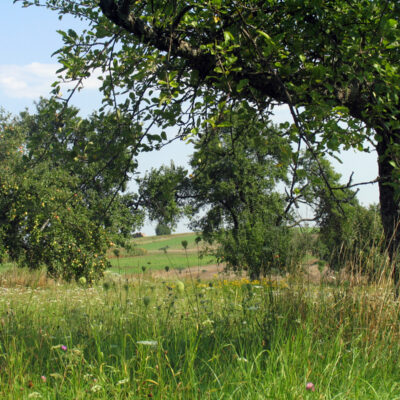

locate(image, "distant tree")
(138, 162), (188, 230)
(139, 108), (301, 279)
(155, 223), (171, 236)
(187, 109), (295, 279)
(305, 157), (384, 270)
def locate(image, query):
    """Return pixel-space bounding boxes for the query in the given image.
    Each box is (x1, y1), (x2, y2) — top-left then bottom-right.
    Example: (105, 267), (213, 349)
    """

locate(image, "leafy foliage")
(155, 223), (171, 236)
(138, 108), (306, 278)
(187, 109), (295, 278)
(304, 158), (385, 271)
(138, 162), (188, 230)
(0, 102), (144, 281)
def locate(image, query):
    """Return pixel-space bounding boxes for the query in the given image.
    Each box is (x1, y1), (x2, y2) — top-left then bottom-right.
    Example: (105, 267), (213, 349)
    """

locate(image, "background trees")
(138, 107), (323, 278)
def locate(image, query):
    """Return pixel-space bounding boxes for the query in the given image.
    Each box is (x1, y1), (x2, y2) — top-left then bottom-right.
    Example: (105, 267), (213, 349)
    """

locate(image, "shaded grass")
(0, 273), (400, 398)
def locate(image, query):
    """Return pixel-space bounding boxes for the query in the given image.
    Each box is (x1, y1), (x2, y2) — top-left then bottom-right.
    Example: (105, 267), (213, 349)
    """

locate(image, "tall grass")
(1, 229), (400, 398)
(0, 269), (400, 399)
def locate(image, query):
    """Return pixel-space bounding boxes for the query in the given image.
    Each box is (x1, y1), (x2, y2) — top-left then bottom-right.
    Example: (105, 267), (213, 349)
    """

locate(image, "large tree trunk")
(376, 135), (400, 293)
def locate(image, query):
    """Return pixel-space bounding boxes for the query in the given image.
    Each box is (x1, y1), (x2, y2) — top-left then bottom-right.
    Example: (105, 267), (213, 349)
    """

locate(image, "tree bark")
(376, 133), (400, 292)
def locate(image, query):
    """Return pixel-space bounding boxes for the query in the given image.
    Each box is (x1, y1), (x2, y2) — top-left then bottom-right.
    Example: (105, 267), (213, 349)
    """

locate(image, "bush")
(155, 223), (171, 236)
(319, 204), (385, 273)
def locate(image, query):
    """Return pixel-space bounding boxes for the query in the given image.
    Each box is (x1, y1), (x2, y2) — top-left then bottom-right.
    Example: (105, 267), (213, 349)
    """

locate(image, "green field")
(1, 233), (400, 398)
(0, 233), (217, 276)
(109, 232), (217, 274)
(109, 252), (216, 274)
(134, 232), (203, 252)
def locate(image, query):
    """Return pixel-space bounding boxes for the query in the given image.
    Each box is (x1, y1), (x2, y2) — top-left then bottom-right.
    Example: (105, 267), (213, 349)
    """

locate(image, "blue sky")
(1, 1), (380, 234)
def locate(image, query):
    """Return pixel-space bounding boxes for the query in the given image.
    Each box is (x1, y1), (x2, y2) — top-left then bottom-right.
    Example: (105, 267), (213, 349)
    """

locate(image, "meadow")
(109, 233), (217, 274)
(0, 234), (400, 398)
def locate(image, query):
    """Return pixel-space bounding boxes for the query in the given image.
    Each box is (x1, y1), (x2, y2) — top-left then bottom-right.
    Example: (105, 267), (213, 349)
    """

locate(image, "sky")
(1, 1), (380, 234)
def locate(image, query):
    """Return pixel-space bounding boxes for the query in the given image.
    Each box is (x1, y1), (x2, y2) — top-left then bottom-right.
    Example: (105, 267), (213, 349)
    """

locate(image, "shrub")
(155, 223), (171, 236)
(319, 204), (385, 274)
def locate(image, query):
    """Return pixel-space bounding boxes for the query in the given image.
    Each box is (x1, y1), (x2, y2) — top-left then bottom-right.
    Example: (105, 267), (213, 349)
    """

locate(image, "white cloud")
(0, 62), (101, 100)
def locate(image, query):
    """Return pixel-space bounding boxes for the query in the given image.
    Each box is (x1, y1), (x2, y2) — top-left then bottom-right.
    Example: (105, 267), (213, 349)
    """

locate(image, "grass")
(109, 252), (216, 273)
(134, 232), (203, 252)
(2, 232), (400, 398)
(0, 267), (400, 399)
(109, 232), (217, 274)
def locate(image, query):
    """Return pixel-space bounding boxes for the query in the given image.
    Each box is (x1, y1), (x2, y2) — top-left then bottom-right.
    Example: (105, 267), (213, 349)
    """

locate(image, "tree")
(139, 107), (303, 279)
(20, 98), (145, 244)
(304, 157), (384, 270)
(138, 162), (189, 230)
(155, 223), (171, 236)
(187, 110), (295, 279)
(17, 1), (400, 286)
(0, 102), (144, 281)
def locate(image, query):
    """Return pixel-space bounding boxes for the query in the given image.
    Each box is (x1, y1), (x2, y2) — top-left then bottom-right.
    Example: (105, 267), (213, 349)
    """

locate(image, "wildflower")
(61, 345), (67, 352)
(137, 340), (158, 347)
(28, 393), (42, 399)
(91, 384), (102, 393)
(116, 378), (129, 385)
(306, 382), (315, 392)
(40, 375), (47, 383)
(176, 280), (185, 294)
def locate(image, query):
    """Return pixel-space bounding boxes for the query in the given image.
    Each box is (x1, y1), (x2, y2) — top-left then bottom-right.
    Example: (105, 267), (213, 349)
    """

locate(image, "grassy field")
(134, 232), (203, 252)
(2, 233), (400, 398)
(0, 270), (399, 399)
(109, 233), (218, 274)
(109, 253), (217, 274)
(0, 233), (217, 276)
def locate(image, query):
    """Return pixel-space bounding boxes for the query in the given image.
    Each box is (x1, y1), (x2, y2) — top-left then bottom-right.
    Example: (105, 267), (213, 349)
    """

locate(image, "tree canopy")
(0, 101), (144, 281)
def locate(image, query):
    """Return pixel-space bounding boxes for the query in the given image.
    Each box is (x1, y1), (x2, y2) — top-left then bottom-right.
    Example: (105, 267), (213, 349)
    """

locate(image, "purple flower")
(61, 345), (67, 352)
(306, 382), (315, 392)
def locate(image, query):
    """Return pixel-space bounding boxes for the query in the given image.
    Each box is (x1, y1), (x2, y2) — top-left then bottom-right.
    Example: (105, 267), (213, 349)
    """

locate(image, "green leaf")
(236, 79), (249, 93)
(256, 30), (274, 45)
(67, 29), (78, 39)
(387, 19), (397, 29)
(223, 30), (234, 43)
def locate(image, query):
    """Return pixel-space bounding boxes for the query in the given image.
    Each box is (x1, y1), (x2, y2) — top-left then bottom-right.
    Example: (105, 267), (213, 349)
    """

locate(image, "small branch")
(331, 177), (379, 190)
(287, 218), (316, 228)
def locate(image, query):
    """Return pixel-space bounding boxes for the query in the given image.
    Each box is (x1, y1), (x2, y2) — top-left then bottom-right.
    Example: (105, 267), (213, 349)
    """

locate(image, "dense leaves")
(307, 158), (384, 270)
(0, 102), (144, 281)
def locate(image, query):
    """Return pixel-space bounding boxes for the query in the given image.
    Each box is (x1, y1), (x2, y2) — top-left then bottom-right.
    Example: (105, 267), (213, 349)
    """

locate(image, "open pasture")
(109, 233), (218, 274)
